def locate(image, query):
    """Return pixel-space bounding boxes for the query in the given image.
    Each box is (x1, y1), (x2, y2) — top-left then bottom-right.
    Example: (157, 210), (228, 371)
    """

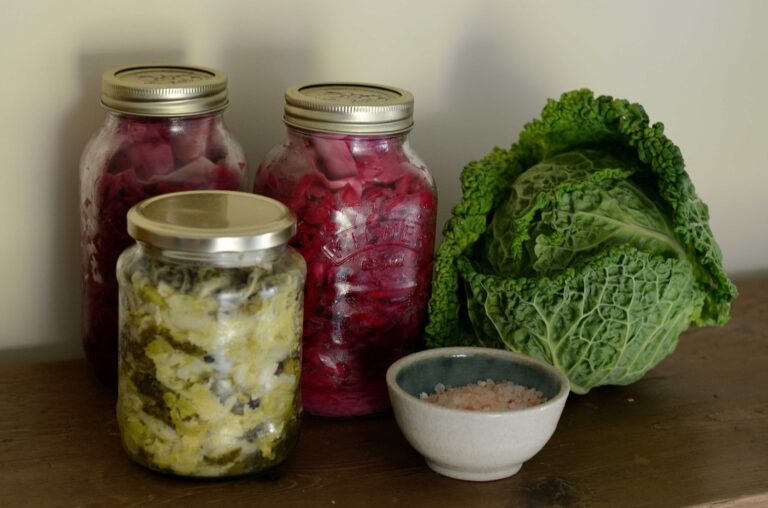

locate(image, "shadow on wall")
(412, 3), (554, 241)
(1, 50), (183, 367)
(220, 44), (313, 186)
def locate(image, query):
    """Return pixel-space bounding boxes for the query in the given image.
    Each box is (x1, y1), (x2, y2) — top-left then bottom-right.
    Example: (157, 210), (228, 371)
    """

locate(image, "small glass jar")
(116, 191), (305, 478)
(253, 83), (437, 416)
(80, 65), (248, 385)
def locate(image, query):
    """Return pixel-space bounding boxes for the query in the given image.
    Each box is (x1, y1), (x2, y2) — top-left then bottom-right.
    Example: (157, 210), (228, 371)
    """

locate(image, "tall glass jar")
(116, 191), (306, 478)
(80, 65), (247, 385)
(253, 83), (437, 416)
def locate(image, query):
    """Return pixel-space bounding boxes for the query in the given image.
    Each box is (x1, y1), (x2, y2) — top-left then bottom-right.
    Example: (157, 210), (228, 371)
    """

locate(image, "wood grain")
(1, 277), (766, 507)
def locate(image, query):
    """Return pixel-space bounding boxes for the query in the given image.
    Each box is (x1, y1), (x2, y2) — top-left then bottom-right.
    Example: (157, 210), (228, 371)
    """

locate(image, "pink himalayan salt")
(419, 379), (546, 411)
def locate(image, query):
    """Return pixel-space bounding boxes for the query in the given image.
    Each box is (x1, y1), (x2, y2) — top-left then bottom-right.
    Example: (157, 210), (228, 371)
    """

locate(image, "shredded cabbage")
(116, 247), (304, 476)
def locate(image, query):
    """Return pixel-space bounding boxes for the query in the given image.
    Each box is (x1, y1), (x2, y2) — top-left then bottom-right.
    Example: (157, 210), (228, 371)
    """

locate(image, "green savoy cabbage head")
(426, 89), (737, 394)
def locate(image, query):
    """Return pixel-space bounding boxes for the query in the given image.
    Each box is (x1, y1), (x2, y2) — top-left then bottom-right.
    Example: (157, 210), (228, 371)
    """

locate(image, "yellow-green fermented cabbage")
(116, 246), (305, 477)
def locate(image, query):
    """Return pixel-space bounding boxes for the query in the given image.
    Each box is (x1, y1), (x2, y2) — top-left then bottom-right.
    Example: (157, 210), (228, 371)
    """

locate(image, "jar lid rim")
(283, 82), (414, 134)
(127, 191), (296, 253)
(101, 64), (229, 117)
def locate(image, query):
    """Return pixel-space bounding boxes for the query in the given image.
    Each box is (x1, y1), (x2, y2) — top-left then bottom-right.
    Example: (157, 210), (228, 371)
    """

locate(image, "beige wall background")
(1, 0), (766, 364)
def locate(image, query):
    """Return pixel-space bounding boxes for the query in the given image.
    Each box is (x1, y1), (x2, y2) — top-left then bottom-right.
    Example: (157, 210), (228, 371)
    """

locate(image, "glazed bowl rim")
(386, 346), (570, 417)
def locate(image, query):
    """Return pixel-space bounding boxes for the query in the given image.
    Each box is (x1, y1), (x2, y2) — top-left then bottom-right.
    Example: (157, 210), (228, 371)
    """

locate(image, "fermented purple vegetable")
(254, 131), (436, 416)
(81, 114), (246, 384)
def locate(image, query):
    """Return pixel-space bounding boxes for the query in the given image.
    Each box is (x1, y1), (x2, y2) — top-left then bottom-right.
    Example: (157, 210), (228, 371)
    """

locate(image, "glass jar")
(80, 65), (248, 385)
(253, 83), (437, 416)
(116, 191), (306, 478)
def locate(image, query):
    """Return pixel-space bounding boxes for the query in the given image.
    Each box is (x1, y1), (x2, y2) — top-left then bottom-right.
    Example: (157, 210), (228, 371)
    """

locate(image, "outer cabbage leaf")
(461, 246), (703, 393)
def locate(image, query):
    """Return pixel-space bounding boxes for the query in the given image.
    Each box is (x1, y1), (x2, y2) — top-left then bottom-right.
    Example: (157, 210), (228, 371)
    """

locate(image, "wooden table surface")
(1, 277), (766, 508)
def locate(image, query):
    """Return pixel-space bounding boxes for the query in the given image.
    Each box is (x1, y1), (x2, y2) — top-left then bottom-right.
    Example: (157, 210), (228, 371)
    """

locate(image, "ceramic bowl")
(386, 347), (569, 481)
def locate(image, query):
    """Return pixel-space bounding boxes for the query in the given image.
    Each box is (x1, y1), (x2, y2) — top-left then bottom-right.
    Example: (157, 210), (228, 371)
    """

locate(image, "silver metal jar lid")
(101, 64), (229, 117)
(127, 191), (296, 253)
(283, 82), (414, 135)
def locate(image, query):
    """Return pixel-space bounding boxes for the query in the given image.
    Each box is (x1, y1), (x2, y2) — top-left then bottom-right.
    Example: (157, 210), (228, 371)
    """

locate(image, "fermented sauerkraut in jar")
(116, 191), (304, 477)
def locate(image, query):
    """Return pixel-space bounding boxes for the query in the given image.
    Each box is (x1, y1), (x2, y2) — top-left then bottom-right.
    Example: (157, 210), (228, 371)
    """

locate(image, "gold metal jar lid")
(127, 191), (296, 253)
(101, 65), (229, 117)
(283, 82), (414, 135)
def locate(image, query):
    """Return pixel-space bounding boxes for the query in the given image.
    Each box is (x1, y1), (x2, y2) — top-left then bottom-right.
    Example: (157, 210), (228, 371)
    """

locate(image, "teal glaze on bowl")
(386, 347), (569, 481)
(395, 353), (562, 401)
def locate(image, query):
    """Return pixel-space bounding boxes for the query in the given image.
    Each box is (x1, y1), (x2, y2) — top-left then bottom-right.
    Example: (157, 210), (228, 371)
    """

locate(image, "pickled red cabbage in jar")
(253, 83), (436, 416)
(80, 65), (247, 385)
